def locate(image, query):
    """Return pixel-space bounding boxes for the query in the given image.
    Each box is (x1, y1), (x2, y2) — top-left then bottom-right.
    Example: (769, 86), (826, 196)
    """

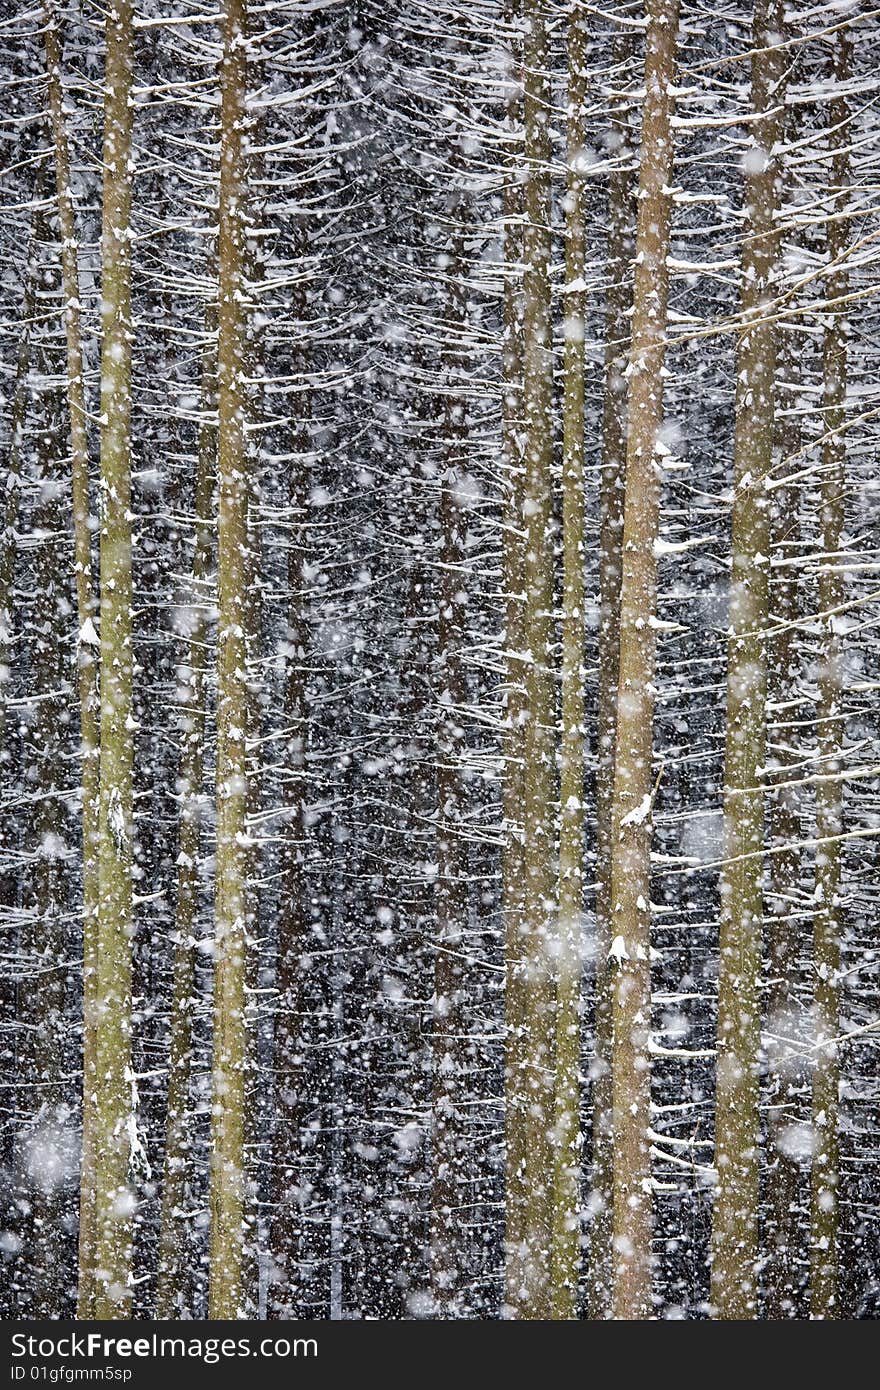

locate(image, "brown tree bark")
(810, 23), (851, 1320)
(608, 0), (679, 1321)
(712, 0), (785, 1321)
(591, 19), (637, 1321)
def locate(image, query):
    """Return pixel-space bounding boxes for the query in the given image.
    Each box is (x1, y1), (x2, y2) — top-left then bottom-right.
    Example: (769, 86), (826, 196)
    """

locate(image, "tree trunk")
(711, 0), (784, 1321)
(505, 0), (556, 1321)
(552, 0), (588, 1320)
(501, 0), (528, 1311)
(209, 0), (250, 1320)
(810, 23), (850, 1321)
(608, 0), (679, 1322)
(92, 0), (136, 1319)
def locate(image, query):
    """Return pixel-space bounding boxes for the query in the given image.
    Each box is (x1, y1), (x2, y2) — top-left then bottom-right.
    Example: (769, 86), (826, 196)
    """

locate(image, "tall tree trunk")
(810, 24), (850, 1320)
(92, 0), (136, 1319)
(505, 0), (556, 1321)
(591, 19), (637, 1322)
(239, 164), (266, 1318)
(155, 317), (216, 1319)
(711, 0), (784, 1321)
(608, 0), (679, 1322)
(552, 0), (588, 1320)
(41, 3), (101, 1316)
(209, 0), (250, 1320)
(501, 0), (528, 1311)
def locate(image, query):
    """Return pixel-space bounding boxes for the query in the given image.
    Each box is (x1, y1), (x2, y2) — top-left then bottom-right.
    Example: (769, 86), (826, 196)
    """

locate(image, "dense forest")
(0, 0), (878, 1321)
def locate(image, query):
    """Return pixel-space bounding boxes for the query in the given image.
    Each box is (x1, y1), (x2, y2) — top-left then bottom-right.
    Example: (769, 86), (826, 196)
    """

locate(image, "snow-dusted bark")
(607, 0), (680, 1322)
(591, 19), (637, 1322)
(811, 23), (851, 1321)
(712, 0), (785, 1322)
(504, 0), (556, 1321)
(501, 0), (528, 1307)
(92, 0), (136, 1320)
(552, 0), (588, 1320)
(209, 0), (251, 1320)
(0, 0), (878, 1327)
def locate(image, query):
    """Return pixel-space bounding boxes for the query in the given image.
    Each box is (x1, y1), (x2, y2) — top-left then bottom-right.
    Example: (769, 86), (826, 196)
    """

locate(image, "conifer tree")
(209, 0), (251, 1320)
(712, 0), (785, 1321)
(811, 23), (851, 1321)
(608, 0), (680, 1321)
(553, 0), (588, 1319)
(505, 0), (556, 1321)
(591, 19), (637, 1321)
(92, 0), (137, 1319)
